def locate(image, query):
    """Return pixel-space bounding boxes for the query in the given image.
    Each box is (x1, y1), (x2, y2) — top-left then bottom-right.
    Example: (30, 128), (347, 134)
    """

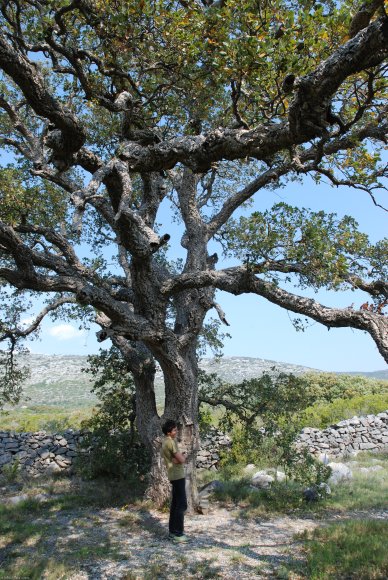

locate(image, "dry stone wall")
(0, 412), (387, 477)
(0, 430), (82, 476)
(0, 427), (231, 477)
(296, 411), (388, 457)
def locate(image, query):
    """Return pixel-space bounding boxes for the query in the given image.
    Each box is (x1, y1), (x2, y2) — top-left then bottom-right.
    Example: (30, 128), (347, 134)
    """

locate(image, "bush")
(0, 406), (92, 432)
(300, 393), (388, 429)
(301, 372), (388, 404)
(76, 347), (151, 481)
(76, 428), (150, 481)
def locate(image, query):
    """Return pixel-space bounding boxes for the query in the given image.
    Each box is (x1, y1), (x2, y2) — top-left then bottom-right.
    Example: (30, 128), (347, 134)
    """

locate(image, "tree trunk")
(115, 336), (201, 511)
(133, 370), (172, 506)
(161, 346), (200, 513)
(113, 338), (172, 506)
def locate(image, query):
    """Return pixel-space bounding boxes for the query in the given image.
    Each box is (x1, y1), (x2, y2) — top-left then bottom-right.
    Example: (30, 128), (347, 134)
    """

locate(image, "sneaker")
(170, 534), (189, 543)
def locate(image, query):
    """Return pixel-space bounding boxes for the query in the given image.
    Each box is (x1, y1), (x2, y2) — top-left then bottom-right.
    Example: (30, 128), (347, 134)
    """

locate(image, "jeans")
(169, 478), (187, 536)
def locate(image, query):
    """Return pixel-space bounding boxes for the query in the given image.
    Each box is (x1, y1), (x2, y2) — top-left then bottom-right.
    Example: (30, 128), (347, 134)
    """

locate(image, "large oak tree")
(0, 0), (387, 506)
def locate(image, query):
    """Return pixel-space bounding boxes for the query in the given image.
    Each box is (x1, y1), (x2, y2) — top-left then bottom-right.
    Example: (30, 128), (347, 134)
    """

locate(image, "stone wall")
(0, 427), (231, 477)
(1, 412), (387, 477)
(0, 430), (81, 476)
(196, 429), (231, 470)
(296, 411), (388, 457)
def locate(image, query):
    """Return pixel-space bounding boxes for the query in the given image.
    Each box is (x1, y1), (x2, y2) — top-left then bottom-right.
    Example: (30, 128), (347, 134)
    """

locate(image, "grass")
(289, 520), (388, 579)
(0, 557), (76, 580)
(205, 453), (388, 578)
(188, 558), (223, 578)
(325, 451), (388, 513)
(211, 469), (315, 516)
(208, 452), (388, 518)
(0, 474), (146, 579)
(0, 453), (386, 580)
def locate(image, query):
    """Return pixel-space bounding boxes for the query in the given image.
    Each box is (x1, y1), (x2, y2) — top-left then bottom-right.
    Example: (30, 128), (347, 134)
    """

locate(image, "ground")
(1, 473), (387, 579)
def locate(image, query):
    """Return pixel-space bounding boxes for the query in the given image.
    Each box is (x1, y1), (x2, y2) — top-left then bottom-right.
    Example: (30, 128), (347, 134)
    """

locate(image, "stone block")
(4, 443), (19, 450)
(251, 470), (274, 488)
(359, 442), (377, 450)
(328, 462), (352, 484)
(14, 451), (28, 459)
(0, 453), (12, 466)
(349, 418), (360, 425)
(46, 462), (62, 474)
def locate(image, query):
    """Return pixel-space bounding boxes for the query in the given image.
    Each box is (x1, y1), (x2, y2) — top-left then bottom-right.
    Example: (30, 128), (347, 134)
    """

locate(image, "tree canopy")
(0, 0), (387, 502)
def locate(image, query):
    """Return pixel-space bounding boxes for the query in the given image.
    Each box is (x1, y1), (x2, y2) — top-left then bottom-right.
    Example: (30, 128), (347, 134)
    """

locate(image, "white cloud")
(47, 324), (85, 341)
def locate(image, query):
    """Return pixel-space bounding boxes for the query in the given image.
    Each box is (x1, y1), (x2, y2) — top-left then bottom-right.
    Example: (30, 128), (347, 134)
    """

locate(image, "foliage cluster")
(0, 405), (92, 433)
(298, 372), (388, 427)
(199, 369), (388, 487)
(0, 349), (29, 409)
(301, 392), (388, 428)
(199, 371), (331, 487)
(301, 371), (388, 403)
(223, 203), (386, 291)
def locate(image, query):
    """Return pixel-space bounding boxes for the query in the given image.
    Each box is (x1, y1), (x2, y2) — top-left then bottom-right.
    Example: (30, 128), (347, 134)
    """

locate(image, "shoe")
(170, 534), (189, 543)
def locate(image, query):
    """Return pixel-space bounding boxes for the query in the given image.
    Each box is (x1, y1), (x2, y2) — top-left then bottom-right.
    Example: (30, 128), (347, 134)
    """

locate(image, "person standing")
(161, 420), (189, 543)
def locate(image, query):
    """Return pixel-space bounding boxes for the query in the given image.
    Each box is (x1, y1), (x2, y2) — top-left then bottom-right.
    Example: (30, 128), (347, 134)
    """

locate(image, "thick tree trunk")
(132, 349), (200, 511)
(161, 346), (200, 513)
(113, 338), (172, 506)
(133, 370), (171, 506)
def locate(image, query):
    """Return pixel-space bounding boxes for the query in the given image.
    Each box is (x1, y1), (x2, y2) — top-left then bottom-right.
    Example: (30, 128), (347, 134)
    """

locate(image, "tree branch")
(0, 295), (77, 341)
(116, 17), (388, 172)
(0, 31), (86, 160)
(161, 267), (388, 361)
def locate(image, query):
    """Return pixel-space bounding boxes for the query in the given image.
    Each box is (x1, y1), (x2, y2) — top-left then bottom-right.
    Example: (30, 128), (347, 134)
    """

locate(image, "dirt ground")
(2, 481), (387, 579)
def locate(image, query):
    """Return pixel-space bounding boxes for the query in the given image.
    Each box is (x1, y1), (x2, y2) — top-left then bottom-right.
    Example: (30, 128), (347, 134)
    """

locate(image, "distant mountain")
(198, 356), (317, 383)
(10, 354), (387, 410)
(15, 354), (96, 409)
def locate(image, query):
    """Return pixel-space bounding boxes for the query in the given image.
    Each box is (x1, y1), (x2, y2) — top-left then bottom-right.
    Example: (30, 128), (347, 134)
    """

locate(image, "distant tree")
(0, 0), (387, 506)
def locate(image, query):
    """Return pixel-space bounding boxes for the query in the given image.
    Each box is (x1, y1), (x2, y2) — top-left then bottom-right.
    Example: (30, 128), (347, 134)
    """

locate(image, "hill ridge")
(10, 354), (388, 409)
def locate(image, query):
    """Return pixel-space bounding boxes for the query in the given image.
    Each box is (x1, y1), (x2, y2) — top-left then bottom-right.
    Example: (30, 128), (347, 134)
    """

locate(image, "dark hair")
(162, 419), (177, 435)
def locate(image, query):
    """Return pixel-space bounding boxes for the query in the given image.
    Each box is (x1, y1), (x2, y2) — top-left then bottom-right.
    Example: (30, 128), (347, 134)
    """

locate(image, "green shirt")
(162, 436), (185, 481)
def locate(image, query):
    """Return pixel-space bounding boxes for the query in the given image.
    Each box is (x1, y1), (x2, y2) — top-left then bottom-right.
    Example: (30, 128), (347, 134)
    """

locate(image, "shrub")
(301, 372), (388, 404)
(0, 406), (92, 433)
(300, 393), (388, 429)
(76, 427), (150, 481)
(76, 347), (150, 481)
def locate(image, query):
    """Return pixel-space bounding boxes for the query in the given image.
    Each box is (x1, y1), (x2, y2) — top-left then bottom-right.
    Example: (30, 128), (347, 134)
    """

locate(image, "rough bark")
(160, 347), (200, 513)
(1, 3), (387, 507)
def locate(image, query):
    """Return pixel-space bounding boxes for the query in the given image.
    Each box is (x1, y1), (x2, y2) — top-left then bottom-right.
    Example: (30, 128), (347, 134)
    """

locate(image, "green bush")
(76, 428), (150, 481)
(301, 393), (388, 429)
(0, 406), (92, 432)
(301, 372), (388, 404)
(76, 347), (151, 481)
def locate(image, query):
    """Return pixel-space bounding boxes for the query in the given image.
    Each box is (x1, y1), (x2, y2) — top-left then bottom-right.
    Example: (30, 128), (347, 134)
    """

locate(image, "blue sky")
(20, 172), (387, 373)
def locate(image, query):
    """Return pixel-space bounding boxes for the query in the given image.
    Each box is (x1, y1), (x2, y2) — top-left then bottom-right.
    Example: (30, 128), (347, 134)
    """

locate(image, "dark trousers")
(169, 477), (187, 536)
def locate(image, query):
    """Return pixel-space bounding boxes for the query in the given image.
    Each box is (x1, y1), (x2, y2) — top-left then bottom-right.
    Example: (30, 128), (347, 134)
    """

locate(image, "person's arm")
(172, 451), (186, 464)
